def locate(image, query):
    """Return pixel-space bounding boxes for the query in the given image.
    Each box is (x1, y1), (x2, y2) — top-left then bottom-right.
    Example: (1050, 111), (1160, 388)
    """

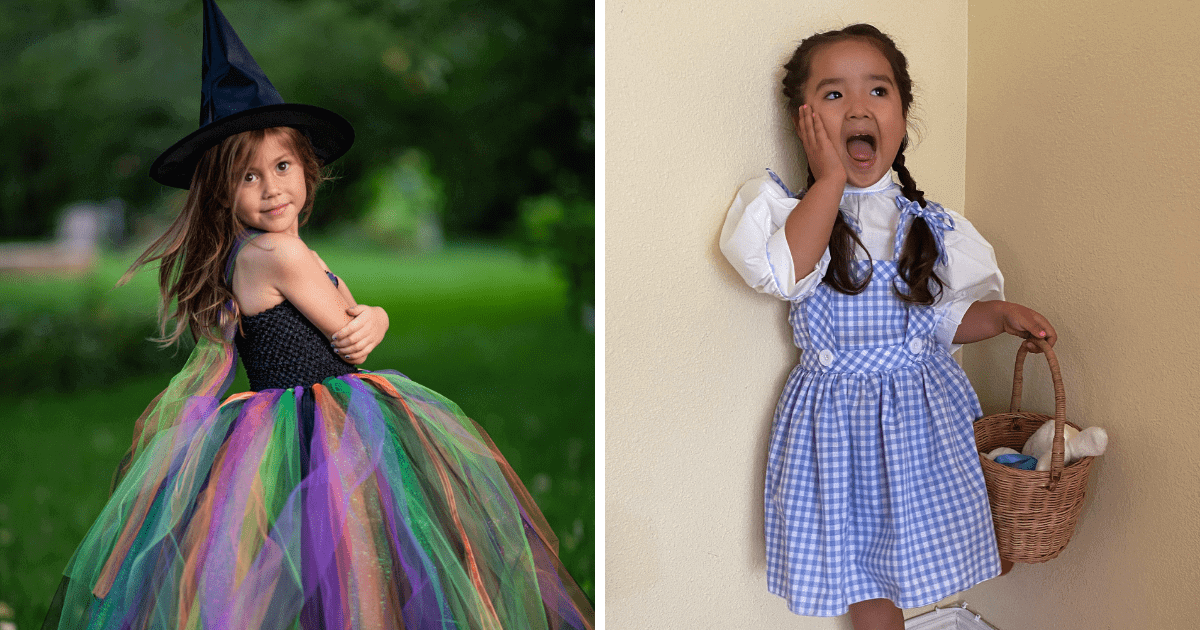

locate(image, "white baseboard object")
(904, 604), (997, 630)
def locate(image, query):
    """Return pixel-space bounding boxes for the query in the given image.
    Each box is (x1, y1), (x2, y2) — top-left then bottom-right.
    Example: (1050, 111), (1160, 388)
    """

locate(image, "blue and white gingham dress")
(721, 172), (1003, 616)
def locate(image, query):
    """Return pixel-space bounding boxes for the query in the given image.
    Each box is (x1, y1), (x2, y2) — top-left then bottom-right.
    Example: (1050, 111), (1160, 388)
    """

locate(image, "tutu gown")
(42, 232), (593, 630)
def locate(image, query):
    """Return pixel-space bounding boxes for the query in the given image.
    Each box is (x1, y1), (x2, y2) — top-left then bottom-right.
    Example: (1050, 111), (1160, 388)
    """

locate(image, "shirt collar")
(842, 172), (898, 195)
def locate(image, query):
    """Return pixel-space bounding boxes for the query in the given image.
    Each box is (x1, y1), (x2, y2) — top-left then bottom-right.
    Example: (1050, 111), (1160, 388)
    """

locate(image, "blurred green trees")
(357, 148), (446, 251)
(519, 194), (593, 325)
(0, 0), (593, 272)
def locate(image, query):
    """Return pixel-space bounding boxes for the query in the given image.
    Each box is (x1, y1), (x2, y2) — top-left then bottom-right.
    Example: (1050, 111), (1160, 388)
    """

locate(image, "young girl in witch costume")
(721, 25), (1055, 629)
(41, 1), (592, 629)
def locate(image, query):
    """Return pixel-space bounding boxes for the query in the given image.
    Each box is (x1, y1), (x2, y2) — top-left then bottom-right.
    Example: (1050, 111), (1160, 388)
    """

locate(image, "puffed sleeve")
(719, 175), (830, 301)
(933, 209), (1005, 353)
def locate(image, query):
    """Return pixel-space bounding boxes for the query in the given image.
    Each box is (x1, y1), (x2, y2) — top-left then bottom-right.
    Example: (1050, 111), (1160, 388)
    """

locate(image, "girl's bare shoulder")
(231, 233), (328, 315)
(238, 232), (312, 273)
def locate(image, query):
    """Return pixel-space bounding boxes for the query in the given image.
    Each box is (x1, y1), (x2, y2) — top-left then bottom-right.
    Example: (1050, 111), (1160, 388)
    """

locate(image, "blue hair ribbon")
(894, 196), (955, 266)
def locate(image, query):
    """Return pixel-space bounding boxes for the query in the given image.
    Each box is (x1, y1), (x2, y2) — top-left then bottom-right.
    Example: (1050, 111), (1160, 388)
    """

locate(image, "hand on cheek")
(798, 105), (846, 185)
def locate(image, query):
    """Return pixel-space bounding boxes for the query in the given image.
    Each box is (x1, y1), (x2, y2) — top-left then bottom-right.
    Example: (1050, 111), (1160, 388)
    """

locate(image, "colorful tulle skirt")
(42, 371), (592, 629)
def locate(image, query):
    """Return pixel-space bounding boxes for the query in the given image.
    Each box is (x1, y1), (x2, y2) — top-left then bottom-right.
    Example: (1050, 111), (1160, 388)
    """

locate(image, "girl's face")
(802, 39), (906, 188)
(234, 130), (307, 236)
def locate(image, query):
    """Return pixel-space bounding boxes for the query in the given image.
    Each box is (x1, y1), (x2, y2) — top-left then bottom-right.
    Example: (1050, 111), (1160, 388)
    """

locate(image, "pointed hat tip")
(200, 0), (283, 126)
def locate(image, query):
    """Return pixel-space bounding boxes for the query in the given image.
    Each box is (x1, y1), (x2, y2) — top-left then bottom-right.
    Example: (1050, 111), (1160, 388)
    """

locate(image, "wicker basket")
(973, 337), (1094, 563)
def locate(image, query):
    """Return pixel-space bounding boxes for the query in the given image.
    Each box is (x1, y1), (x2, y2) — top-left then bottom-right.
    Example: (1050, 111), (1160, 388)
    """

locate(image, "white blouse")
(719, 171), (1004, 353)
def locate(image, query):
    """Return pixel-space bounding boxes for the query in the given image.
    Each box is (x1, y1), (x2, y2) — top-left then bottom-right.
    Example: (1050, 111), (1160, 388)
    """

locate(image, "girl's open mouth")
(846, 134), (877, 167)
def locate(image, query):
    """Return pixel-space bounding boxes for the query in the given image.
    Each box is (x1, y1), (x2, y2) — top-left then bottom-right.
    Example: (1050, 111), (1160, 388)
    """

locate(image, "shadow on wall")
(710, 225), (799, 571)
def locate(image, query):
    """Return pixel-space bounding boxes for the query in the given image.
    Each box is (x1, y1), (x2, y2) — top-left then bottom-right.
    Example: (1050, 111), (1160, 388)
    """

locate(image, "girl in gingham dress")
(720, 24), (1057, 629)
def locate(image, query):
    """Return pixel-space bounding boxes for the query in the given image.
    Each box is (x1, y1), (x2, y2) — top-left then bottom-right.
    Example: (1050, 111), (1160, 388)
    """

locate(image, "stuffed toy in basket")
(973, 338), (1095, 563)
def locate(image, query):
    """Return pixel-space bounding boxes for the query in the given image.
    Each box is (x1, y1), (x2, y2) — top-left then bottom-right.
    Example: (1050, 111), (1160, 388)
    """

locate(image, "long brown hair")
(122, 126), (328, 346)
(781, 24), (944, 305)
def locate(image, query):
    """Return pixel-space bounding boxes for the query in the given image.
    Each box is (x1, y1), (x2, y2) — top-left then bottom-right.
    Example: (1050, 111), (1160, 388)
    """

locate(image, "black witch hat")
(149, 0), (354, 189)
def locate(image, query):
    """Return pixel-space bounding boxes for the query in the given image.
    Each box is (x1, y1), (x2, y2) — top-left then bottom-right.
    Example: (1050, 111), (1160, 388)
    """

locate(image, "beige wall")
(958, 1), (1200, 627)
(606, 1), (968, 626)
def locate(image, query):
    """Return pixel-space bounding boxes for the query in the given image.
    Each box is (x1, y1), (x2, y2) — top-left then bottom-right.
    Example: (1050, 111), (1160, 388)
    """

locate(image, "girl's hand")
(783, 104), (850, 280)
(955, 300), (1057, 351)
(999, 302), (1057, 353)
(797, 104), (846, 185)
(332, 304), (389, 365)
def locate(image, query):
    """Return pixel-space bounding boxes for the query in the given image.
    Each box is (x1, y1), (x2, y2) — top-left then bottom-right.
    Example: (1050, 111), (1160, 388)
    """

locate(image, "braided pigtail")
(892, 141), (944, 305)
(805, 169), (873, 294)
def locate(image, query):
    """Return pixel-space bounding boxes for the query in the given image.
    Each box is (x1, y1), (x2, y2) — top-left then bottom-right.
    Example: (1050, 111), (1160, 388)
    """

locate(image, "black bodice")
(235, 298), (357, 391)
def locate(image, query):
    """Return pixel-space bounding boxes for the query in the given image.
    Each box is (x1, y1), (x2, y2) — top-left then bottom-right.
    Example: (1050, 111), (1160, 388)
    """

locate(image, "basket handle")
(1008, 336), (1068, 488)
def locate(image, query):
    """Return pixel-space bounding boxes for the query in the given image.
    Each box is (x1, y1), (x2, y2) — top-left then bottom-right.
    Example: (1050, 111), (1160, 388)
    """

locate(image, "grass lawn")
(0, 239), (594, 628)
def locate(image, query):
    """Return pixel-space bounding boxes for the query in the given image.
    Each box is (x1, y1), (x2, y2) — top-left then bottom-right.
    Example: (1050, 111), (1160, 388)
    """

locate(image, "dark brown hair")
(781, 23), (943, 305)
(121, 126), (328, 346)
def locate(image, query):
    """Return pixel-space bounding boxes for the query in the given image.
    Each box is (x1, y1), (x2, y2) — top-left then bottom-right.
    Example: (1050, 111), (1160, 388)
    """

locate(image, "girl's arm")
(242, 234), (385, 365)
(332, 303), (389, 365)
(784, 105), (847, 277)
(333, 304), (388, 362)
(310, 250), (358, 308)
(310, 251), (390, 365)
(954, 300), (1057, 352)
(245, 233), (354, 335)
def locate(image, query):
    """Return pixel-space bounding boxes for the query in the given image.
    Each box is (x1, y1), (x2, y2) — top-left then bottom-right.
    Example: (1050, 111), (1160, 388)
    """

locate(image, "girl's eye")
(822, 90), (842, 100)
(244, 172), (257, 183)
(276, 161), (289, 172)
(871, 87), (888, 96)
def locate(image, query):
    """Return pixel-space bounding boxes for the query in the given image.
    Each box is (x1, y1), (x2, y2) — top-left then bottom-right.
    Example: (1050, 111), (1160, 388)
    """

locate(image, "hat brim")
(149, 103), (354, 189)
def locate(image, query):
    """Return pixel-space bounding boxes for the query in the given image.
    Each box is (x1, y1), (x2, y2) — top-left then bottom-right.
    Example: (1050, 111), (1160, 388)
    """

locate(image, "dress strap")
(893, 196), (955, 265)
(224, 229), (340, 292)
(766, 168), (798, 198)
(767, 167), (865, 234)
(225, 228), (265, 286)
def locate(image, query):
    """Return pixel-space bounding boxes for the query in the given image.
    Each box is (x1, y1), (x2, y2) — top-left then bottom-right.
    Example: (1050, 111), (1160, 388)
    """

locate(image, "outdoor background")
(0, 0), (594, 627)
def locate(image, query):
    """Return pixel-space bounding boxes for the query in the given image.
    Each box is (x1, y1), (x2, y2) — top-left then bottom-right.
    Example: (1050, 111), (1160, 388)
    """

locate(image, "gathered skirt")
(43, 371), (591, 630)
(765, 351), (1000, 616)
